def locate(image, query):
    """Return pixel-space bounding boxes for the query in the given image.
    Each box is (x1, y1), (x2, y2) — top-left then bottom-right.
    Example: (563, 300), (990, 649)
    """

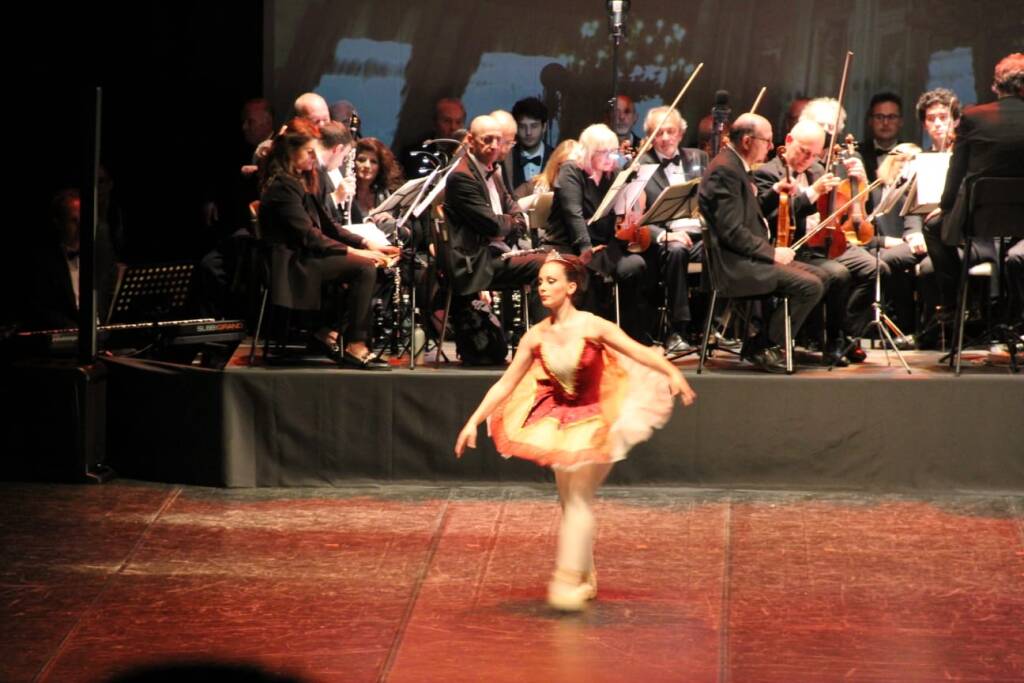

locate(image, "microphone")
(711, 90), (731, 157)
(607, 0), (630, 38)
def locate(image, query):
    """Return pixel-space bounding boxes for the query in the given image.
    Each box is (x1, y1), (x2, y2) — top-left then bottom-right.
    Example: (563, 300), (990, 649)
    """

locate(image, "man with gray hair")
(795, 96), (880, 362)
(635, 105), (709, 353)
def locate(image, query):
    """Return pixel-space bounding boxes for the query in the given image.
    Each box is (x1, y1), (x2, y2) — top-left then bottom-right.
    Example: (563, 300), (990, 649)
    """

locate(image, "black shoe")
(664, 333), (694, 356)
(340, 350), (392, 371)
(744, 345), (789, 374)
(307, 335), (341, 360)
(824, 339), (849, 367)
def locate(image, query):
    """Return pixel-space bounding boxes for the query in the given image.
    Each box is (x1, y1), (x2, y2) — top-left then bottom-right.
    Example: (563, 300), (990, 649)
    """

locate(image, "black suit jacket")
(442, 156), (525, 295)
(940, 95), (1024, 244)
(501, 142), (554, 194)
(637, 148), (708, 220)
(698, 147), (777, 297)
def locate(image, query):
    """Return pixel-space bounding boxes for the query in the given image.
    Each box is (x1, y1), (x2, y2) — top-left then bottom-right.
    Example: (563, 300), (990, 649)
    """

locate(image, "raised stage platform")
(82, 344), (1024, 492)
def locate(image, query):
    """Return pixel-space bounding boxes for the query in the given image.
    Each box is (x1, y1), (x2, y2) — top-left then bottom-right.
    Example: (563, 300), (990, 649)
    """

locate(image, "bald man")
(443, 115), (547, 300)
(489, 109), (519, 196)
(294, 92), (330, 126)
(699, 113), (825, 372)
(762, 103), (884, 363)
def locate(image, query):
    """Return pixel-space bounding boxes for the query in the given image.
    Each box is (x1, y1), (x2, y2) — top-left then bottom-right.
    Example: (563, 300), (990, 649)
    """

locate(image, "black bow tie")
(66, 249), (80, 259)
(485, 167), (498, 180)
(659, 155), (682, 168)
(522, 154), (542, 166)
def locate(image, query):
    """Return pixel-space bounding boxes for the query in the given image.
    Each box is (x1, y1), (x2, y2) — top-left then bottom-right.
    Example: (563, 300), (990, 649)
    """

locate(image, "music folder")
(638, 178), (701, 225)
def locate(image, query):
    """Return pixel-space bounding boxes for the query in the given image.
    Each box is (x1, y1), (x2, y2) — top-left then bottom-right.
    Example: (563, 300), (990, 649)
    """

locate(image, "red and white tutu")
(488, 336), (674, 470)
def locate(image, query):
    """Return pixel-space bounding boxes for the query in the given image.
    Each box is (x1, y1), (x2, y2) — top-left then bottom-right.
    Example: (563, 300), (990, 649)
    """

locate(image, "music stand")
(107, 262), (195, 324)
(368, 176), (428, 220)
(639, 178), (700, 225)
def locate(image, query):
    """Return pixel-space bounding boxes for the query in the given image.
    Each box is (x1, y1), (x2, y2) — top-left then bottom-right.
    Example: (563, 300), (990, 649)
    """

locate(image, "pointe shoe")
(583, 569), (598, 601)
(547, 570), (590, 611)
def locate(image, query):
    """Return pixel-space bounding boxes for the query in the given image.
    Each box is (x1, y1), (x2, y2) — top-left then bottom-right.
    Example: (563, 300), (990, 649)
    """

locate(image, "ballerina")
(455, 251), (696, 610)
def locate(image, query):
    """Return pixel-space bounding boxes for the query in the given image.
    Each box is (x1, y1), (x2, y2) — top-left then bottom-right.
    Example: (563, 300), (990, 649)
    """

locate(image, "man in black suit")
(754, 118), (880, 365)
(635, 105), (708, 354)
(443, 115), (547, 298)
(699, 113), (825, 373)
(788, 97), (884, 362)
(500, 97), (554, 197)
(927, 53), (1024, 320)
(24, 190), (118, 331)
(859, 92), (904, 184)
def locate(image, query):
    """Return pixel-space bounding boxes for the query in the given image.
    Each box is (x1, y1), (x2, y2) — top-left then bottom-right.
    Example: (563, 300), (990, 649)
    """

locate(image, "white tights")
(554, 462), (613, 576)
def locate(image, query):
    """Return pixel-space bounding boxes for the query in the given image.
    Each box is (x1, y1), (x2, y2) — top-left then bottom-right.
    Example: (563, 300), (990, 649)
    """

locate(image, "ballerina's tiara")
(545, 250), (571, 264)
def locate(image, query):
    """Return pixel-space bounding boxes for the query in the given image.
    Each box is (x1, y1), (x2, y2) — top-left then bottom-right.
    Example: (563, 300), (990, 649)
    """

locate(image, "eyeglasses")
(871, 114), (901, 122)
(750, 136), (772, 144)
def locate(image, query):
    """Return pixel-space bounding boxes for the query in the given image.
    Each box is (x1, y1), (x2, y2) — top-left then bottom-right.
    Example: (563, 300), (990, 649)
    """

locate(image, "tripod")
(832, 243), (911, 373)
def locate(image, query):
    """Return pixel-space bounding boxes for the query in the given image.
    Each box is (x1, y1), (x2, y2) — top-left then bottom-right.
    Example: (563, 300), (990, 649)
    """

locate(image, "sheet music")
(342, 222), (391, 245)
(638, 178), (701, 227)
(368, 176), (428, 217)
(589, 164), (659, 225)
(900, 152), (951, 215)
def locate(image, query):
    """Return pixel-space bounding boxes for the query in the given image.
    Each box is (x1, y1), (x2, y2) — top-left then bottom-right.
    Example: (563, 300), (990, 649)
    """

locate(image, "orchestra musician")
(699, 113), (825, 373)
(753, 116), (877, 365)
(544, 123), (658, 342)
(442, 115), (547, 299)
(258, 121), (395, 369)
(634, 106), (709, 354)
(926, 54), (1024, 334)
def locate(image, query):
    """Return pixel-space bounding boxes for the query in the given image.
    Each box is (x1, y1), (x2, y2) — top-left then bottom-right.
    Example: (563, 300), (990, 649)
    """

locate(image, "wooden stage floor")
(3, 481), (1022, 682)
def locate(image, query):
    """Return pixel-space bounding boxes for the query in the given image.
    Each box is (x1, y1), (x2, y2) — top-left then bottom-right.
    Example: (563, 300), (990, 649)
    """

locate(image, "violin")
(614, 188), (652, 253)
(809, 142), (851, 259)
(775, 146), (793, 248)
(807, 49), (858, 260)
(835, 134), (875, 246)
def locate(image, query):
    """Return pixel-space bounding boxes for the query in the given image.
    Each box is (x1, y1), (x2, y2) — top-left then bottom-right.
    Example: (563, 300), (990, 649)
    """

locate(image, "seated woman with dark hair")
(351, 137), (405, 227)
(258, 124), (393, 369)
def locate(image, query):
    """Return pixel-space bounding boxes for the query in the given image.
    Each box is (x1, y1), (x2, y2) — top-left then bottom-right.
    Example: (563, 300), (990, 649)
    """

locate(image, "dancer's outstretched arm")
(454, 326), (540, 458)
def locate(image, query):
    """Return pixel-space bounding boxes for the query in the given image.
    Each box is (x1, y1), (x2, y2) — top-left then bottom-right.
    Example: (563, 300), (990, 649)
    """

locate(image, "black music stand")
(639, 179), (700, 225)
(108, 262), (195, 324)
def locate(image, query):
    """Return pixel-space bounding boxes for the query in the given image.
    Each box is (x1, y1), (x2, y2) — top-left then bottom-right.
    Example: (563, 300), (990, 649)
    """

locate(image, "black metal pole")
(79, 87), (101, 365)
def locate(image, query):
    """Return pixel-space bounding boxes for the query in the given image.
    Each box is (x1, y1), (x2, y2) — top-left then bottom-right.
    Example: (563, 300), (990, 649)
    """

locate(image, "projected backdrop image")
(268, 0), (1020, 149)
